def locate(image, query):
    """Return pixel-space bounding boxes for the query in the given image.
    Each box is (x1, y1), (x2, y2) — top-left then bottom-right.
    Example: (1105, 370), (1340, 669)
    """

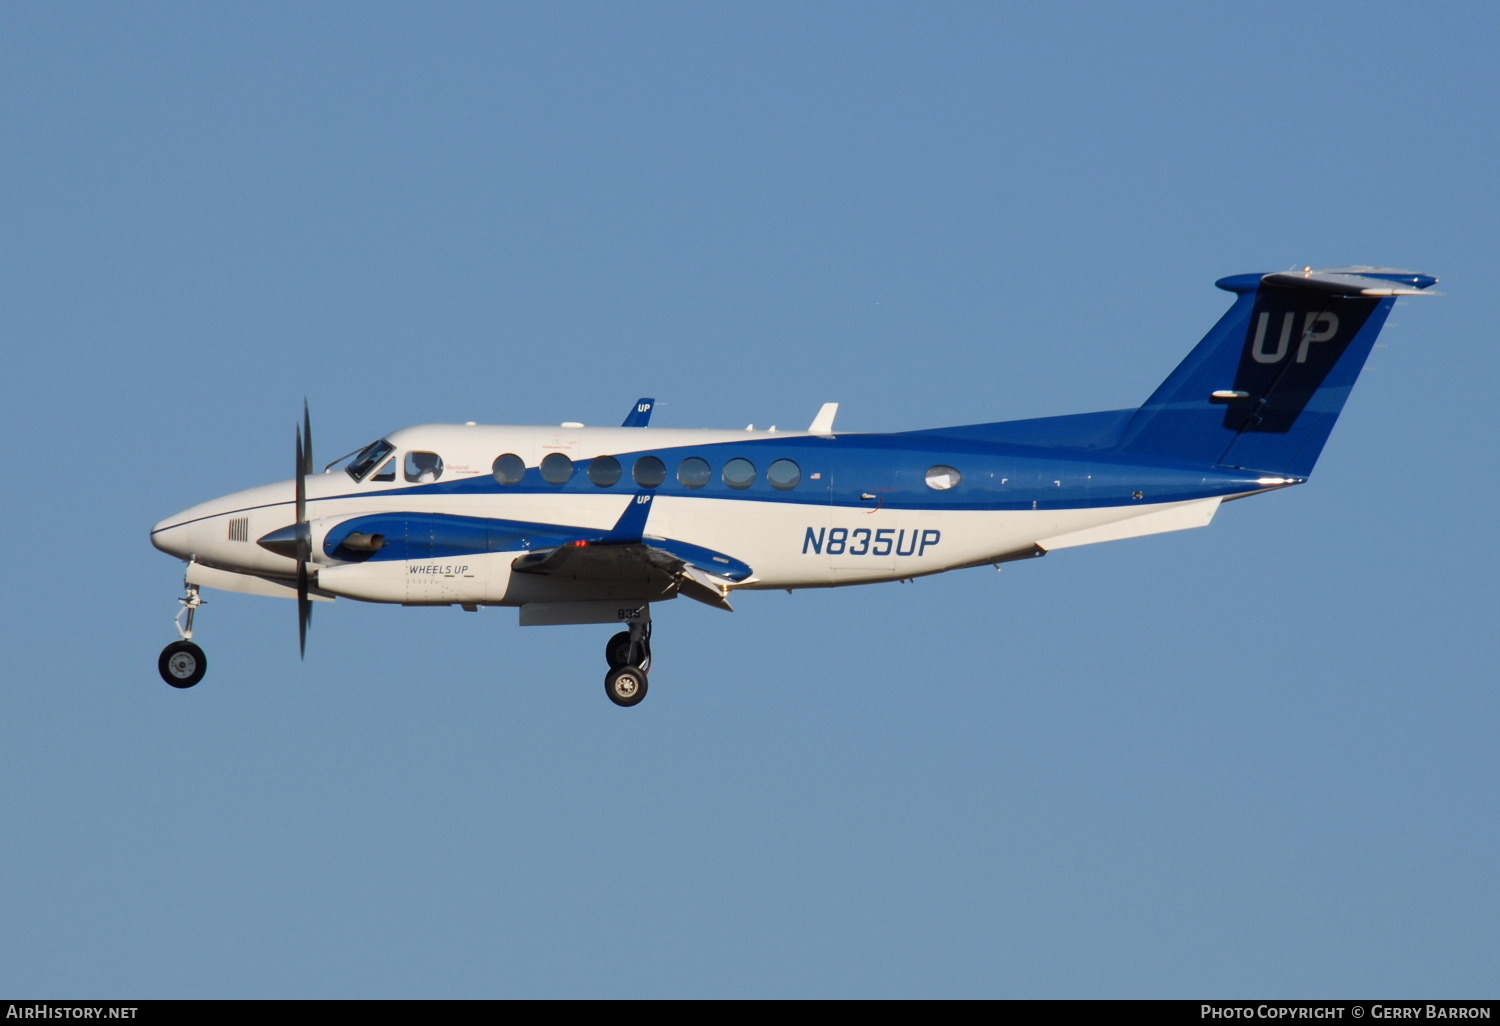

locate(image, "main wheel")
(159, 640), (207, 689)
(604, 665), (648, 707)
(605, 631), (633, 669)
(605, 630), (651, 671)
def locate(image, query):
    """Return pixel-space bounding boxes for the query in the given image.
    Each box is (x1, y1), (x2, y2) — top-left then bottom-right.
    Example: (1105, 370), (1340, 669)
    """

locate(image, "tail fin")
(621, 398), (655, 428)
(1116, 267), (1436, 477)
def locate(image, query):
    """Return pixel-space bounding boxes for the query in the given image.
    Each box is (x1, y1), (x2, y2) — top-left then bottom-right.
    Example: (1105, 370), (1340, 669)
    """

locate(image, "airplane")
(150, 265), (1436, 706)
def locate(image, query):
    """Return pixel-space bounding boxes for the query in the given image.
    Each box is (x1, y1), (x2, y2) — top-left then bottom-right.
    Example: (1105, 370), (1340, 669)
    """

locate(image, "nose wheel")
(159, 577), (208, 688)
(603, 621), (651, 706)
(159, 640), (207, 688)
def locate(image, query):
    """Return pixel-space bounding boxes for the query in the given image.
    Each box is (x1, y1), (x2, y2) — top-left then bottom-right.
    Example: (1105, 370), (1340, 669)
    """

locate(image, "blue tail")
(1115, 267), (1437, 477)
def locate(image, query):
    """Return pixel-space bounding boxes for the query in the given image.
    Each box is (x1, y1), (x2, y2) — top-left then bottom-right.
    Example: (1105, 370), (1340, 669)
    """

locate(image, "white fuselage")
(152, 421), (1249, 609)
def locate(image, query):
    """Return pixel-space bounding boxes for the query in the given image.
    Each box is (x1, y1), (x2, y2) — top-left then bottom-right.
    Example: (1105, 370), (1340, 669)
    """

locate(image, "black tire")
(605, 665), (648, 707)
(159, 641), (207, 689)
(605, 631), (633, 669)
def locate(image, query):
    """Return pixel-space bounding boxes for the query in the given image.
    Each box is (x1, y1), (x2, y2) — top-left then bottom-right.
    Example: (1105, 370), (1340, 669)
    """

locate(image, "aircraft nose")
(150, 480), (299, 568)
(150, 512), (195, 560)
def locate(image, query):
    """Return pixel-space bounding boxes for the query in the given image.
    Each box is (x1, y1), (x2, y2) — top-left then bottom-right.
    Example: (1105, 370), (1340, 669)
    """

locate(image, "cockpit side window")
(405, 451), (444, 483)
(347, 440), (395, 482)
(372, 458), (396, 483)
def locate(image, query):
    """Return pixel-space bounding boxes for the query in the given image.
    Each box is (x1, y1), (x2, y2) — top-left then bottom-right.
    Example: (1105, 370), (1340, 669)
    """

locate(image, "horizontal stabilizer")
(1037, 498), (1221, 552)
(1260, 267), (1437, 296)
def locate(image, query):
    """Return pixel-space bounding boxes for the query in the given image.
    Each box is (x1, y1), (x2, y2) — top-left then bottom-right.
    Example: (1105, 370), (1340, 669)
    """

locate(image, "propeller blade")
(295, 425), (306, 526)
(297, 561), (311, 658)
(293, 402), (314, 659)
(301, 399), (314, 477)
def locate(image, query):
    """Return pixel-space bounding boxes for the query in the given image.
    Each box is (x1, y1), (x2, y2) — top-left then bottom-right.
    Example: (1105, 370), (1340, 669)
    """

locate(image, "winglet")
(604, 493), (654, 541)
(808, 402), (838, 434)
(621, 398), (655, 427)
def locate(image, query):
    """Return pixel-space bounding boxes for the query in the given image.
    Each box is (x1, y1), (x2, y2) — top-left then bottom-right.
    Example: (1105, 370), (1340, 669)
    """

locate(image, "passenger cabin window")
(540, 452), (574, 485)
(768, 459), (801, 491)
(723, 458), (756, 490)
(347, 439), (395, 482)
(493, 453), (525, 485)
(677, 457), (711, 489)
(633, 455), (666, 488)
(588, 455), (621, 487)
(405, 451), (444, 483)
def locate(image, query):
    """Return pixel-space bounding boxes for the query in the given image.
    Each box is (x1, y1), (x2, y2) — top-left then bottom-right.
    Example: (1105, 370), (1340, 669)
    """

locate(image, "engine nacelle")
(318, 553), (510, 605)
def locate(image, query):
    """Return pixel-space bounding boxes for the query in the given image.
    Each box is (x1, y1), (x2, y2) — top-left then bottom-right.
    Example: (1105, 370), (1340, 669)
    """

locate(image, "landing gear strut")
(159, 579), (207, 688)
(604, 620), (651, 706)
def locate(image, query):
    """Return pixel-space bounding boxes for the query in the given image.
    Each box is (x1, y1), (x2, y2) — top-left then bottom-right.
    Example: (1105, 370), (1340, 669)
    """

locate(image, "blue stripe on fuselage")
(320, 432), (1289, 514)
(324, 511), (753, 579)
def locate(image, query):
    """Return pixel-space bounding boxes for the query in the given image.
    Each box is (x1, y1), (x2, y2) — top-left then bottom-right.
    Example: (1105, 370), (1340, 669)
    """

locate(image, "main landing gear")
(603, 621), (651, 707)
(159, 580), (207, 688)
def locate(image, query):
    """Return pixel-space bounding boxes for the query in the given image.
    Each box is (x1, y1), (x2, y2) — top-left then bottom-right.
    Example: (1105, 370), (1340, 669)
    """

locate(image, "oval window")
(588, 455), (621, 488)
(540, 452), (574, 485)
(677, 457), (711, 489)
(633, 455), (666, 488)
(493, 453), (526, 486)
(768, 458), (801, 491)
(723, 458), (757, 490)
(925, 465), (962, 490)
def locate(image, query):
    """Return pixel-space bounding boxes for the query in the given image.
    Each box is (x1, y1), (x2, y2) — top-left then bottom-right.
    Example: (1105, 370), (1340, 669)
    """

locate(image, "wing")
(315, 492), (753, 610)
(511, 536), (751, 611)
(508, 489), (750, 609)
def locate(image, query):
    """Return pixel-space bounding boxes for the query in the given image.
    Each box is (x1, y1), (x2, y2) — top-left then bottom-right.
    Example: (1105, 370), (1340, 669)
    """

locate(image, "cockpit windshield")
(345, 439), (396, 482)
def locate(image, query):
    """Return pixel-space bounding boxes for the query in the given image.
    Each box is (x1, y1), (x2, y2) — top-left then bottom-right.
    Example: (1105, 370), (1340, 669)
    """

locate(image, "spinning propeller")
(293, 400), (313, 657)
(255, 401), (315, 657)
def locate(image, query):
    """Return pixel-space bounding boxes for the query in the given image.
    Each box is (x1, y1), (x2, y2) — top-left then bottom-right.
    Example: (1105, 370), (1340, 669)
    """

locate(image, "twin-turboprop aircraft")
(151, 266), (1435, 705)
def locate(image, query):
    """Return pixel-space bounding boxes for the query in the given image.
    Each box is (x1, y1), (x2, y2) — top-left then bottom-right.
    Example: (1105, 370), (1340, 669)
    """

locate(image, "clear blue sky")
(3, 1), (1496, 998)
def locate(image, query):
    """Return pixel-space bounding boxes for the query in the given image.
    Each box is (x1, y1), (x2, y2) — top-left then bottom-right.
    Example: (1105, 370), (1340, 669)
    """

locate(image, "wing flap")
(513, 539), (746, 611)
(673, 563), (737, 611)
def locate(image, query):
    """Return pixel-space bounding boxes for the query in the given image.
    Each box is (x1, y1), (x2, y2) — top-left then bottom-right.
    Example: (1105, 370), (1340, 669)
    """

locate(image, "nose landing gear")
(604, 621), (651, 707)
(158, 579), (207, 688)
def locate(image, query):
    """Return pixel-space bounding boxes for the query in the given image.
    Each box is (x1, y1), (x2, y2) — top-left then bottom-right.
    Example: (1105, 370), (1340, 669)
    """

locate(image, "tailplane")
(1116, 267), (1437, 477)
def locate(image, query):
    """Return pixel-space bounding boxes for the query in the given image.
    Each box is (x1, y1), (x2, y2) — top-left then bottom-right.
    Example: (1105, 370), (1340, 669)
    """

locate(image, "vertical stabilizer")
(1116, 268), (1435, 477)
